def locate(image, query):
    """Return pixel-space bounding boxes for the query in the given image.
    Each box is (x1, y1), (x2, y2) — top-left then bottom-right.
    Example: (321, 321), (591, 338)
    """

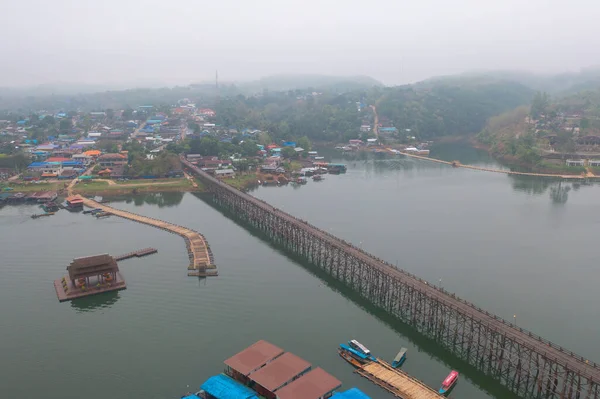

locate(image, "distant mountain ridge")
(424, 68), (600, 94)
(236, 74), (383, 92)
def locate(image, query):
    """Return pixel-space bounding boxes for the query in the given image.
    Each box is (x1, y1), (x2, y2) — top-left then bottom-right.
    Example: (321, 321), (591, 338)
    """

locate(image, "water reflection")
(508, 175), (582, 204)
(550, 182), (571, 205)
(70, 291), (120, 312)
(106, 192), (185, 208)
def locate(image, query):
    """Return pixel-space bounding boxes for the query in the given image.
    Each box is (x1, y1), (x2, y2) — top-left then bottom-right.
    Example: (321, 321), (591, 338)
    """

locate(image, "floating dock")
(73, 196), (216, 276)
(114, 247), (158, 261)
(354, 359), (444, 399)
(54, 272), (126, 302)
(54, 254), (127, 302)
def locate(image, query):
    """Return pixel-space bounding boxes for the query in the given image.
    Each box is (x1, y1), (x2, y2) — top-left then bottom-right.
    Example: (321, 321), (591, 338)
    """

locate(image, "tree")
(122, 109), (134, 120)
(297, 136), (311, 151)
(531, 91), (550, 119)
(59, 118), (72, 132)
(240, 140), (259, 156)
(281, 147), (296, 159)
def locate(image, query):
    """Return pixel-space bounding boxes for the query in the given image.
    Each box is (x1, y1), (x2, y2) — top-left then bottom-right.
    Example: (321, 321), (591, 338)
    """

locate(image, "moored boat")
(295, 177), (307, 185)
(312, 174), (324, 181)
(391, 347), (407, 368)
(438, 370), (458, 395)
(338, 347), (364, 368)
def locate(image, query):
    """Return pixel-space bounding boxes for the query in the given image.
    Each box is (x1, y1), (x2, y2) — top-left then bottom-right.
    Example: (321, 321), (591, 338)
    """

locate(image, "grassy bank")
(72, 178), (203, 195)
(223, 173), (260, 190)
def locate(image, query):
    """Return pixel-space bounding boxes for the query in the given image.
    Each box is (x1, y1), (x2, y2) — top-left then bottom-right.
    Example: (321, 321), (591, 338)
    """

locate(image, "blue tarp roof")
(332, 388), (371, 399)
(282, 141), (296, 147)
(200, 374), (260, 399)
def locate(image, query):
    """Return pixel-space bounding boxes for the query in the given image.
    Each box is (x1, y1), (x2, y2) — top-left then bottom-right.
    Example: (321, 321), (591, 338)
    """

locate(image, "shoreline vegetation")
(1, 178), (205, 197)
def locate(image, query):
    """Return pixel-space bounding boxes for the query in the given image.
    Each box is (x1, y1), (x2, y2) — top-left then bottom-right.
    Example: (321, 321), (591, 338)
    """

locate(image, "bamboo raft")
(74, 196), (216, 276)
(355, 359), (444, 399)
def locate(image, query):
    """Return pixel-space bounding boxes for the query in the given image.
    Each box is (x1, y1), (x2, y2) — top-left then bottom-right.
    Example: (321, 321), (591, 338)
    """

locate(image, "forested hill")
(212, 79), (534, 142)
(373, 80), (534, 138)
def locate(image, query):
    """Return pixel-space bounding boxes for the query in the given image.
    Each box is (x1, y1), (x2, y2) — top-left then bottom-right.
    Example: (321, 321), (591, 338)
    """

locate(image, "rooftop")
(249, 352), (311, 392)
(200, 374), (259, 399)
(67, 254), (119, 281)
(224, 340), (284, 376)
(275, 367), (342, 399)
(332, 388), (371, 399)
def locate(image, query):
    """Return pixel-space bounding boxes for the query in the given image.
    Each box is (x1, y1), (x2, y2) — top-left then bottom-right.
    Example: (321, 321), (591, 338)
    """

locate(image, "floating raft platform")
(114, 247), (158, 261)
(355, 359), (443, 399)
(54, 272), (126, 302)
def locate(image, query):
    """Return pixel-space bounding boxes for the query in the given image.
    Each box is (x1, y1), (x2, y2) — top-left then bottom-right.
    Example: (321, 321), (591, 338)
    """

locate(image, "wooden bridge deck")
(76, 196), (215, 275)
(182, 156), (600, 395)
(356, 360), (443, 399)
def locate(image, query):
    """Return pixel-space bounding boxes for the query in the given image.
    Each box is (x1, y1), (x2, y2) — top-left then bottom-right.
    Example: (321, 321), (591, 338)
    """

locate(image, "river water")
(1, 142), (598, 399)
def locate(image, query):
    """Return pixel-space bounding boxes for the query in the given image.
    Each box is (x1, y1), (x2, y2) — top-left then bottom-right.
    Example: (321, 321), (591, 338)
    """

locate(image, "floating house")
(54, 253), (127, 302)
(275, 367), (342, 399)
(66, 195), (84, 209)
(249, 352), (311, 399)
(224, 340), (284, 384)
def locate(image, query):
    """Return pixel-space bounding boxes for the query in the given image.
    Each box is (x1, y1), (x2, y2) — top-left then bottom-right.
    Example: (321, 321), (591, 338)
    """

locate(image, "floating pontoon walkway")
(390, 148), (595, 179)
(355, 360), (444, 399)
(75, 196), (217, 276)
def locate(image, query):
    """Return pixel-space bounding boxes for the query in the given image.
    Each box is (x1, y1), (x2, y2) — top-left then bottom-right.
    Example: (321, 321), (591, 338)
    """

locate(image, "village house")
(97, 153), (128, 168)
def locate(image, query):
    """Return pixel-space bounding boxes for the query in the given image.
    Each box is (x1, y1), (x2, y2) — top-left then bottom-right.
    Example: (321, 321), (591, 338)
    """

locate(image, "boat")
(314, 156), (325, 160)
(349, 340), (371, 356)
(312, 175), (324, 181)
(295, 177), (307, 185)
(338, 347), (364, 368)
(339, 343), (373, 364)
(438, 370), (459, 395)
(31, 212), (55, 219)
(95, 212), (111, 218)
(391, 348), (407, 368)
(41, 202), (60, 212)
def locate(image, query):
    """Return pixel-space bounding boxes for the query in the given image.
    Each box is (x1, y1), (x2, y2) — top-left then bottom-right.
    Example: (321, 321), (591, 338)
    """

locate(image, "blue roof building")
(282, 141), (296, 147)
(199, 374), (260, 399)
(332, 388), (371, 399)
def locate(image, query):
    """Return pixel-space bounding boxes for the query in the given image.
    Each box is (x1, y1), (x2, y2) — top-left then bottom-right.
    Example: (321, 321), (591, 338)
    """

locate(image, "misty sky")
(2, 0), (600, 87)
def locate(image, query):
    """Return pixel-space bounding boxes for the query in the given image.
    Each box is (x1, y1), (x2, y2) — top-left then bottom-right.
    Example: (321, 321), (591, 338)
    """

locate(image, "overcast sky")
(2, 0), (600, 88)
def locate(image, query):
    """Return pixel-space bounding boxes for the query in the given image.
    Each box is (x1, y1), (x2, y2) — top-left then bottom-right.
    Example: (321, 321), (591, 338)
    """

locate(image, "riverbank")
(71, 178), (204, 196)
(468, 137), (588, 176)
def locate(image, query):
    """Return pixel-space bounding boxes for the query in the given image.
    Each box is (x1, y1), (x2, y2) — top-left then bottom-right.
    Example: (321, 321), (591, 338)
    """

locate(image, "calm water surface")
(1, 143), (598, 399)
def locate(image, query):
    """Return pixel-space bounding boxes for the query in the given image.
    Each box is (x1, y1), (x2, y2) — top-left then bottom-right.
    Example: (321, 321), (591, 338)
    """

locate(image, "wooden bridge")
(75, 195), (216, 276)
(183, 156), (600, 399)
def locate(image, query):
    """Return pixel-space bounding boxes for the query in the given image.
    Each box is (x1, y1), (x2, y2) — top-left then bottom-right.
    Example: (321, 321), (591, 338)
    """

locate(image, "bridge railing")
(184, 158), (600, 371)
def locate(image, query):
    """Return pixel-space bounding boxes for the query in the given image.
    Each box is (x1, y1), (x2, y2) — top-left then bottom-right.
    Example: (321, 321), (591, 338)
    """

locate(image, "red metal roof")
(224, 340), (284, 376)
(249, 352), (311, 392)
(46, 157), (70, 162)
(275, 367), (342, 399)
